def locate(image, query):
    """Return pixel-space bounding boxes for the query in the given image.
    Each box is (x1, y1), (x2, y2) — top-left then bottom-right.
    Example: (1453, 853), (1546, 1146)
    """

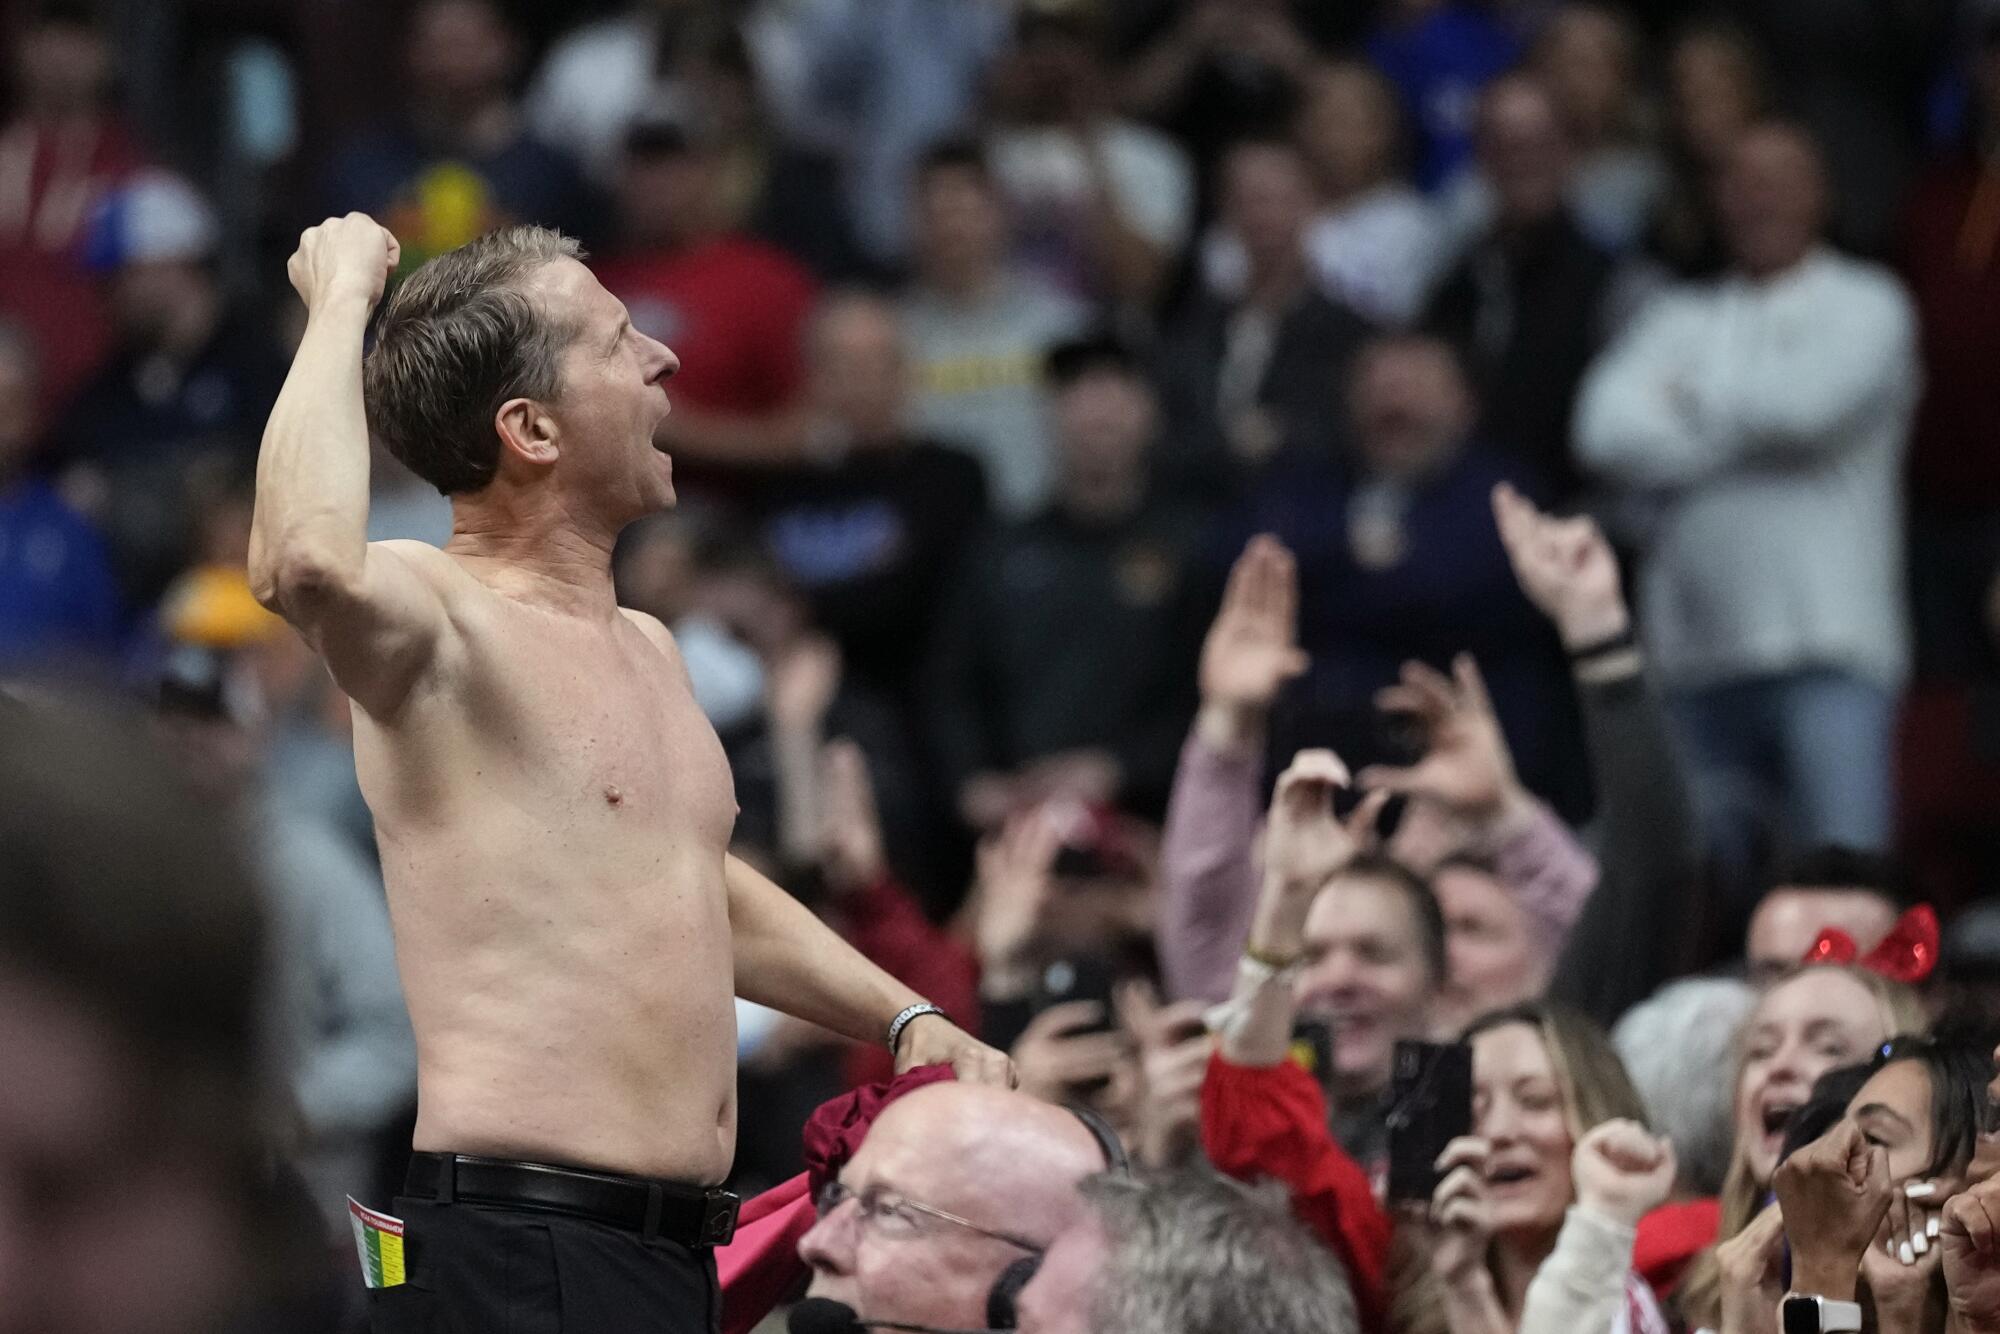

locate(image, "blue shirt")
(1368, 6), (1524, 191)
(0, 479), (123, 670)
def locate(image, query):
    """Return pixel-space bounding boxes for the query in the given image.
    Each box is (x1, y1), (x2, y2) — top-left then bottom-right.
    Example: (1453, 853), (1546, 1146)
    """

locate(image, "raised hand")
(1010, 1001), (1130, 1106)
(1262, 749), (1384, 894)
(1717, 1200), (1787, 1334)
(1117, 981), (1213, 1169)
(971, 810), (1063, 998)
(1775, 1118), (1895, 1301)
(766, 634), (842, 735)
(1431, 1136), (1498, 1287)
(1572, 1119), (1677, 1227)
(1248, 749), (1385, 963)
(1865, 1180), (1947, 1334)
(1491, 483), (1629, 650)
(1197, 535), (1309, 747)
(1944, 1173), (2000, 1334)
(1359, 655), (1525, 827)
(287, 212), (400, 310)
(818, 739), (886, 895)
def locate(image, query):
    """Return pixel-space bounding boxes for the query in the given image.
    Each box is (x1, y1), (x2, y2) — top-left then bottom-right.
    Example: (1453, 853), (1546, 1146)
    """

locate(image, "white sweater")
(1574, 248), (1919, 691)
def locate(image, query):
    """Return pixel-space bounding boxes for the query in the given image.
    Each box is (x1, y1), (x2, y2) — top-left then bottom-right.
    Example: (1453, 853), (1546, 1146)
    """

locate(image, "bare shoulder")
(618, 606), (700, 690)
(617, 606), (679, 656)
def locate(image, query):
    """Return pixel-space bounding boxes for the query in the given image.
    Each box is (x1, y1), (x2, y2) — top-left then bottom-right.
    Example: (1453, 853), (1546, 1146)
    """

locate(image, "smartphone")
(1385, 1039), (1474, 1204)
(1290, 1017), (1336, 1094)
(1031, 955), (1121, 1097)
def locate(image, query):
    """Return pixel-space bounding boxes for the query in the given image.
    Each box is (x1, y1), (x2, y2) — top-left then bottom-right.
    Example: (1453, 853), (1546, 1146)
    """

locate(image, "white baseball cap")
(78, 168), (220, 270)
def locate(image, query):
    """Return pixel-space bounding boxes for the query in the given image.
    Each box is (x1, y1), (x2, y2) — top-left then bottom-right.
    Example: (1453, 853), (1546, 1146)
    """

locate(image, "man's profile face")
(1745, 888), (1899, 985)
(521, 258), (680, 520)
(1014, 1214), (1107, 1334)
(796, 1100), (1037, 1329)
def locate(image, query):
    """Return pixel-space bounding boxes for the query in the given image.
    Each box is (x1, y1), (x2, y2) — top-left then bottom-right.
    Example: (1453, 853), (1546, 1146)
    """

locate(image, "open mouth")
(1486, 1164), (1536, 1187)
(1760, 1101), (1799, 1140)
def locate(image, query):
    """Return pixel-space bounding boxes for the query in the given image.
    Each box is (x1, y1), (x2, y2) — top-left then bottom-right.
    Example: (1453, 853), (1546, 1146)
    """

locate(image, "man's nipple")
(604, 784), (624, 807)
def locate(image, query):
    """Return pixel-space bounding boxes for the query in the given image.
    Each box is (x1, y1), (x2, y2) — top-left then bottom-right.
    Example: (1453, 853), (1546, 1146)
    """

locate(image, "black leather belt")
(404, 1152), (739, 1247)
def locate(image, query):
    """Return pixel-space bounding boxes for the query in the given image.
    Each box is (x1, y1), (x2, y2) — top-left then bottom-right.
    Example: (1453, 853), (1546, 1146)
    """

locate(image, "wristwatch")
(1782, 1294), (1863, 1334)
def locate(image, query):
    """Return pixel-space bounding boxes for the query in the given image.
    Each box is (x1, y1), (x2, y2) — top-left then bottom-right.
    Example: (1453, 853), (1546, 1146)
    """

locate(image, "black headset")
(983, 1104), (1131, 1330)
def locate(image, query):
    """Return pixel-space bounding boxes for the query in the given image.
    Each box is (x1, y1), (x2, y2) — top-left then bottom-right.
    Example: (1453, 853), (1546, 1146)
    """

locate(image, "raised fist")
(1572, 1119), (1676, 1227)
(287, 213), (400, 310)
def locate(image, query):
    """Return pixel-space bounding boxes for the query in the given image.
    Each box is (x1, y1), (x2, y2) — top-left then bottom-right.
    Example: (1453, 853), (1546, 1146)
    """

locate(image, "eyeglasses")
(814, 1179), (1044, 1255)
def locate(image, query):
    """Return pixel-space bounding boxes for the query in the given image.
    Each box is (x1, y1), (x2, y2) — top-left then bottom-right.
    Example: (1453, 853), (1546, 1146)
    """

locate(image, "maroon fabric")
(1898, 157), (2000, 513)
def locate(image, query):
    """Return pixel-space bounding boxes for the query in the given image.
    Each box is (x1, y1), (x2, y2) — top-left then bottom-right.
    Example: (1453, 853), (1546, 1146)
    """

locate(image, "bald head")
(799, 1083), (1108, 1329)
(872, 1083), (1107, 1211)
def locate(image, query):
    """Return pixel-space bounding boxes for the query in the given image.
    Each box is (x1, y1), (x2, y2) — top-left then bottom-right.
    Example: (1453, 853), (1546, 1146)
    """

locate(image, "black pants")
(366, 1196), (720, 1334)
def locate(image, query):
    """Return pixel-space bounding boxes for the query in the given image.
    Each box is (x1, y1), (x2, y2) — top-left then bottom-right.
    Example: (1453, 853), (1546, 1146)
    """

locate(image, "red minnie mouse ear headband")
(1801, 904), (1940, 985)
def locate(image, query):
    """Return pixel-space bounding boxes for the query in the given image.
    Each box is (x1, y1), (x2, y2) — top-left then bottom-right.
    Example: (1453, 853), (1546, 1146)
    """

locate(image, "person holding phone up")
(1200, 746), (1679, 1334)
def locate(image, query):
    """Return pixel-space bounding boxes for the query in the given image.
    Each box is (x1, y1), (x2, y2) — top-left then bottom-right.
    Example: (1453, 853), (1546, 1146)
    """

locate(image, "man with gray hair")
(249, 214), (1005, 1332)
(1014, 1169), (1360, 1334)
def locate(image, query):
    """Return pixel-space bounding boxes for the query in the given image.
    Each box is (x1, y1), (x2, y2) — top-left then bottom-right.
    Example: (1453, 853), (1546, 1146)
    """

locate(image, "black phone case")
(1385, 1039), (1474, 1204)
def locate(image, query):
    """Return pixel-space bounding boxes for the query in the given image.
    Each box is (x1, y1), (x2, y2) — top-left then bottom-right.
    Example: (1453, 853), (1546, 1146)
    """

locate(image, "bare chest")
(445, 613), (737, 844)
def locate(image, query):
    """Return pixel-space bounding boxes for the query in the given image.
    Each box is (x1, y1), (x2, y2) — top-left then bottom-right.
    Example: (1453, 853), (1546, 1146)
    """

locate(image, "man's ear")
(495, 397), (559, 469)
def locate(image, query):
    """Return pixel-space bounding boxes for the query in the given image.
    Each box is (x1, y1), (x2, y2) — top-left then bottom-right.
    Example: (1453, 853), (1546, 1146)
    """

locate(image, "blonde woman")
(1414, 1002), (1676, 1334)
(1676, 964), (1928, 1330)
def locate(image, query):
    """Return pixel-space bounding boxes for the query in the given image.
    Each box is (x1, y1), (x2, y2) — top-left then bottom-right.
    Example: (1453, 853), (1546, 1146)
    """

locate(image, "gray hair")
(1612, 975), (1758, 1196)
(1079, 1170), (1359, 1334)
(363, 225), (585, 495)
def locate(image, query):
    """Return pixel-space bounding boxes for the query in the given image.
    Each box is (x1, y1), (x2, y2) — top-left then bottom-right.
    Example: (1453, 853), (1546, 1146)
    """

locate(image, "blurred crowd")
(14, 0), (2000, 1329)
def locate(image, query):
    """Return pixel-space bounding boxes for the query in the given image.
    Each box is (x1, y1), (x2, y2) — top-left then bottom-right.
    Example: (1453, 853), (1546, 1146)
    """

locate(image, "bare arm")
(1216, 752), (1384, 1069)
(249, 214), (449, 719)
(723, 852), (1012, 1085)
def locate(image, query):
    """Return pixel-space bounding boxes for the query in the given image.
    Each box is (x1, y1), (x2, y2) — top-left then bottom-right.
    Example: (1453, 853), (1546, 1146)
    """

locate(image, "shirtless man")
(248, 215), (1007, 1333)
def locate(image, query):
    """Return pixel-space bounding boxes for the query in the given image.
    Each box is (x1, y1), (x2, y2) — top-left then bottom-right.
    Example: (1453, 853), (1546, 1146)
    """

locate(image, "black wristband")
(1566, 624), (1638, 662)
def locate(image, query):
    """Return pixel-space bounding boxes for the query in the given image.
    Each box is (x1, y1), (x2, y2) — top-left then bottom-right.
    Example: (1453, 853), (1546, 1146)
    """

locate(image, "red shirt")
(1633, 1197), (1721, 1298)
(0, 118), (143, 417)
(593, 236), (817, 416)
(1202, 1052), (1394, 1333)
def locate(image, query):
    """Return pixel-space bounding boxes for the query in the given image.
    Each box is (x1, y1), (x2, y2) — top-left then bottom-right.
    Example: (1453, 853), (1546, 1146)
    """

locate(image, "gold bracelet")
(1244, 941), (1303, 970)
